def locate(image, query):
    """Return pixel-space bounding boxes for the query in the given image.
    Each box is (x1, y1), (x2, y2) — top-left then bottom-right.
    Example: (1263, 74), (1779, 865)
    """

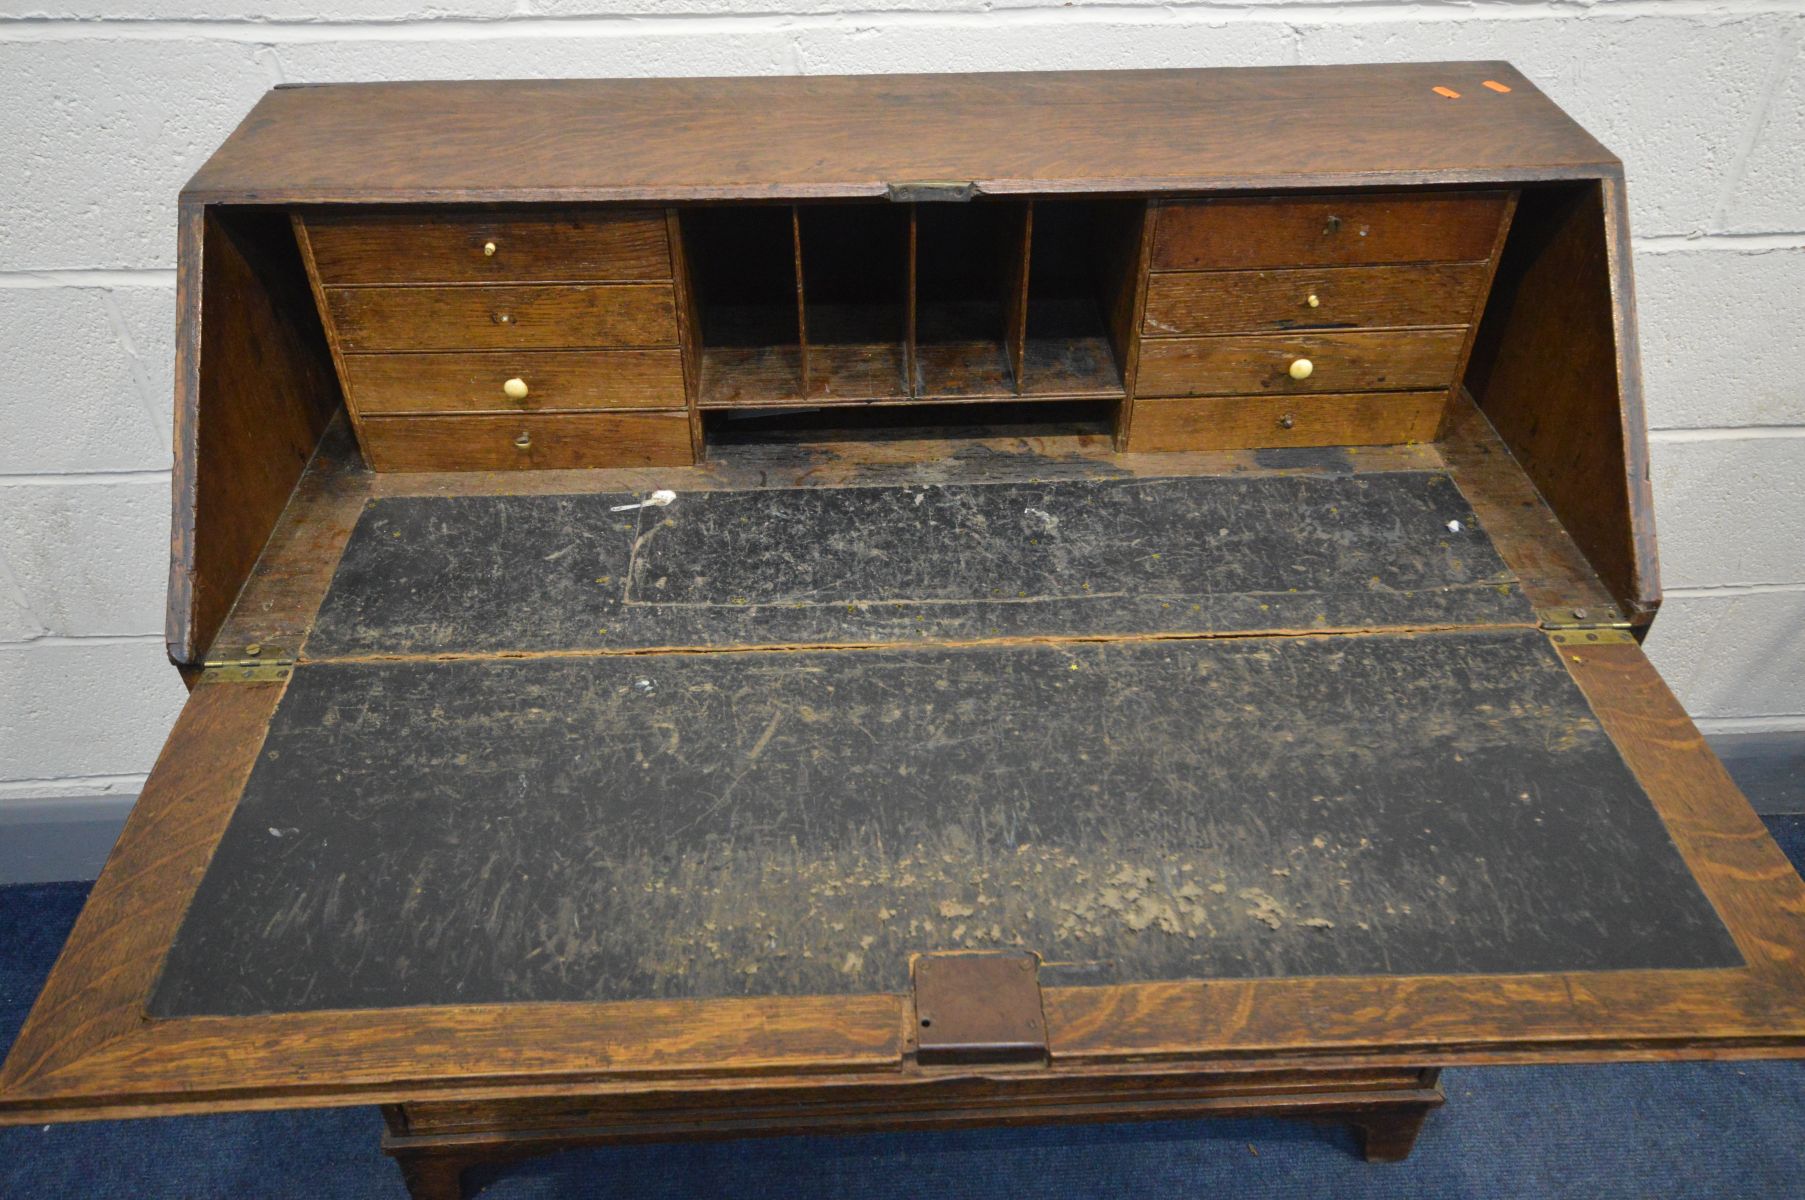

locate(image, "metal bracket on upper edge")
(912, 951), (1048, 1067)
(886, 180), (977, 203)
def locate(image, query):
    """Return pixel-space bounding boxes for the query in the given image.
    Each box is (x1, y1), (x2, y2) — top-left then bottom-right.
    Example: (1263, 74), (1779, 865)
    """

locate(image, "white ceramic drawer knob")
(1305, 293), (1321, 308)
(483, 240), (498, 256)
(1288, 357), (1314, 381)
(503, 377), (530, 401)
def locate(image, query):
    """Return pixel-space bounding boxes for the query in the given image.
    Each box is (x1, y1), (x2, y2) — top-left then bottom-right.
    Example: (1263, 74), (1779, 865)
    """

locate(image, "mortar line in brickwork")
(1647, 426), (1805, 442)
(0, 270), (175, 289)
(0, 0), (1799, 41)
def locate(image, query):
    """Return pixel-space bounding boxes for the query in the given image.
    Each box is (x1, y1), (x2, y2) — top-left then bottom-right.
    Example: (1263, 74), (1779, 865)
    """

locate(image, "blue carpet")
(4, 814), (1802, 1199)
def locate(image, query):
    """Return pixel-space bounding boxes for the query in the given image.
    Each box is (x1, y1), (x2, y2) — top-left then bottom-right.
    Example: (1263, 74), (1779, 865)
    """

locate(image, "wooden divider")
(1003, 202), (1034, 390)
(790, 205), (810, 399)
(903, 205), (918, 396)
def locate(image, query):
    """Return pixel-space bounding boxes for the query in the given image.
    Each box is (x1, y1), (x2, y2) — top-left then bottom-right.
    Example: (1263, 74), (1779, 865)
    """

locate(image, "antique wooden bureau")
(5, 64), (1805, 1199)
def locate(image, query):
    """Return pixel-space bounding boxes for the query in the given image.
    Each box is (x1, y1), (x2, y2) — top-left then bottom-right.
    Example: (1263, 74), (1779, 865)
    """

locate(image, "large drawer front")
(359, 411), (693, 471)
(343, 350), (687, 415)
(1136, 330), (1466, 398)
(1152, 192), (1509, 270)
(302, 208), (672, 285)
(326, 283), (680, 352)
(1130, 392), (1446, 452)
(1142, 263), (1487, 337)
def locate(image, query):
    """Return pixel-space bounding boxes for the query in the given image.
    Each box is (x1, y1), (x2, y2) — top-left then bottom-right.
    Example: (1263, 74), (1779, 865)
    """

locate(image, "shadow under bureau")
(4, 64), (1803, 1200)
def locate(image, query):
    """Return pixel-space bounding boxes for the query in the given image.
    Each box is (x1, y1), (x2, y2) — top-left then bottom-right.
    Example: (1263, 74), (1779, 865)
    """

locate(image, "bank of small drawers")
(1129, 190), (1513, 451)
(297, 207), (693, 472)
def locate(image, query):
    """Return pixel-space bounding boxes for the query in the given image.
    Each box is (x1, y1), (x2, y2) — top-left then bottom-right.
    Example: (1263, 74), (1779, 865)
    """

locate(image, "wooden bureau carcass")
(3, 64), (1803, 1200)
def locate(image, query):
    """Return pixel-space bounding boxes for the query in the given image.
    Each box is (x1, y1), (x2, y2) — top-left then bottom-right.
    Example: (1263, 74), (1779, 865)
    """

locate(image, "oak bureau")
(4, 64), (1804, 1200)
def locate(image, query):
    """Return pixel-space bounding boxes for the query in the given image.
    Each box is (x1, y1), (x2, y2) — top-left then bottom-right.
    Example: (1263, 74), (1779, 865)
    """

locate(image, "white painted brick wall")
(2, 0), (1802, 813)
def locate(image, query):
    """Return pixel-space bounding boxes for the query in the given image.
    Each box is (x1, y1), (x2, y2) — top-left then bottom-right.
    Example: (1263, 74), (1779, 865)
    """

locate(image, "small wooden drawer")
(1151, 191), (1509, 271)
(343, 350), (687, 415)
(1135, 329), (1466, 398)
(300, 208), (672, 286)
(1130, 392), (1447, 452)
(1142, 263), (1488, 337)
(326, 284), (679, 352)
(358, 412), (693, 472)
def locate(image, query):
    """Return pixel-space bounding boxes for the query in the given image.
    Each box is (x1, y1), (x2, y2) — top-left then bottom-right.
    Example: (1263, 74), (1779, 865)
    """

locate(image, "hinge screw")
(245, 643), (263, 657)
(1571, 608), (1588, 620)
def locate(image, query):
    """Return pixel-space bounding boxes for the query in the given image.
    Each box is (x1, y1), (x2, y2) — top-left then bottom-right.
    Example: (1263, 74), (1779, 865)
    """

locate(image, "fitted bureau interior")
(175, 176), (1652, 658)
(291, 187), (1522, 471)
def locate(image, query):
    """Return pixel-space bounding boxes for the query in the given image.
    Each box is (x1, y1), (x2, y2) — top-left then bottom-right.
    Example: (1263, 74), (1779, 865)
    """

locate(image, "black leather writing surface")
(305, 472), (1529, 657)
(152, 629), (1738, 1017)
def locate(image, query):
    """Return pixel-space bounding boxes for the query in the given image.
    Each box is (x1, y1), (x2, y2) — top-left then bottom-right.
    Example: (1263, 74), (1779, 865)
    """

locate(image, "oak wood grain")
(1438, 389), (1624, 624)
(1464, 179), (1658, 624)
(1152, 192), (1509, 271)
(1129, 391), (1447, 452)
(301, 208), (671, 286)
(167, 206), (340, 668)
(343, 350), (687, 415)
(393, 1065), (1434, 1137)
(1142, 263), (1489, 337)
(1136, 329), (1466, 398)
(208, 415), (369, 662)
(358, 412), (693, 472)
(1441, 191), (1520, 436)
(377, 1068), (1443, 1178)
(292, 214), (374, 467)
(183, 65), (1617, 205)
(327, 283), (678, 353)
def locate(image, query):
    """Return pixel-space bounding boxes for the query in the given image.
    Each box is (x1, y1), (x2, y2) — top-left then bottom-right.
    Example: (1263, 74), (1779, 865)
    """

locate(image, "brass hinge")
(1536, 605), (1633, 632)
(1548, 628), (1636, 647)
(911, 951), (1047, 1067)
(201, 642), (297, 682)
(886, 180), (977, 203)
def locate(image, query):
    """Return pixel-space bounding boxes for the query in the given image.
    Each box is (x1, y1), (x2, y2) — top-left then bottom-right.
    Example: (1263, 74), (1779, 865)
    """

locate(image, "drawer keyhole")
(513, 431), (532, 449)
(492, 311), (514, 325)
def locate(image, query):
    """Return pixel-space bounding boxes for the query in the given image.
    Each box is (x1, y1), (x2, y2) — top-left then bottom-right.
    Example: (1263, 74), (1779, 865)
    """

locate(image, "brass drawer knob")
(1278, 413), (1296, 430)
(503, 377), (530, 401)
(483, 240), (498, 256)
(1288, 357), (1314, 381)
(513, 430), (532, 449)
(492, 311), (514, 325)
(1305, 293), (1320, 308)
